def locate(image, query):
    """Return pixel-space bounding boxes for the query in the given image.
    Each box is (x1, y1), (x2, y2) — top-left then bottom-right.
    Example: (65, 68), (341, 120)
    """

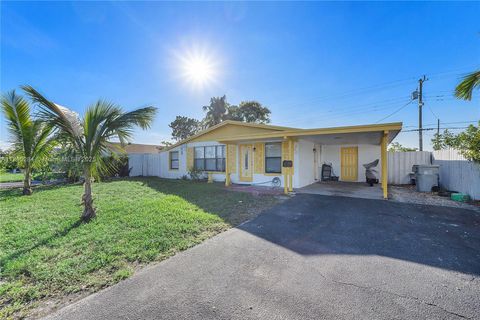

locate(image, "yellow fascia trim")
(164, 120), (297, 152)
(216, 122), (403, 142)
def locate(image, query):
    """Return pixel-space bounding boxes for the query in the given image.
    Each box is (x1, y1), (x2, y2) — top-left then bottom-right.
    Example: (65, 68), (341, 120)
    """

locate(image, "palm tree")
(1, 91), (56, 195)
(202, 95), (229, 128)
(23, 86), (157, 222)
(455, 70), (480, 101)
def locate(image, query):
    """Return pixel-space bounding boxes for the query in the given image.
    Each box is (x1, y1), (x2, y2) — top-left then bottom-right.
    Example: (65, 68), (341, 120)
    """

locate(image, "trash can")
(413, 165), (440, 192)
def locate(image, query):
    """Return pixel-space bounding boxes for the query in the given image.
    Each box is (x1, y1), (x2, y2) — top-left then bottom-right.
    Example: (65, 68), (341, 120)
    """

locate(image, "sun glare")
(173, 45), (220, 89)
(182, 56), (214, 86)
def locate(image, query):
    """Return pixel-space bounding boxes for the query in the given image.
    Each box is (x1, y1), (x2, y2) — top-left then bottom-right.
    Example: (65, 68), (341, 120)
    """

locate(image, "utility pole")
(437, 119), (440, 137)
(417, 75), (427, 151)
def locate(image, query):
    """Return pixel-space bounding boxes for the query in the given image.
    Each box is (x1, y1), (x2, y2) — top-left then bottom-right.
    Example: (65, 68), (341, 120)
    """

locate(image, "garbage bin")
(413, 165), (439, 192)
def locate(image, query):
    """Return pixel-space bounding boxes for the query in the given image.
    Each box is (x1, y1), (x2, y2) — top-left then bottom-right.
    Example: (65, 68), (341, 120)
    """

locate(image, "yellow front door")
(341, 146), (358, 181)
(239, 144), (253, 182)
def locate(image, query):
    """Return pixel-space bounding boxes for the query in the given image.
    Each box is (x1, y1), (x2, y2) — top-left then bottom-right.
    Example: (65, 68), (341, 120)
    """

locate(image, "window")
(194, 145), (225, 172)
(265, 142), (282, 173)
(170, 151), (179, 170)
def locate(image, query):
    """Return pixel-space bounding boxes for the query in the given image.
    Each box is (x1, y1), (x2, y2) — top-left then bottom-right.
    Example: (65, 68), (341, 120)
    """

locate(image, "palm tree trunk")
(23, 165), (32, 195)
(81, 168), (96, 222)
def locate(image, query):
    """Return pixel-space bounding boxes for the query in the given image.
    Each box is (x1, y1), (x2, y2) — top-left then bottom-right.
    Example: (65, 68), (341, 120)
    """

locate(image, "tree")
(23, 85), (157, 221)
(431, 129), (458, 151)
(431, 123), (480, 162)
(1, 91), (56, 195)
(455, 70), (480, 101)
(169, 116), (200, 141)
(388, 142), (418, 152)
(202, 95), (229, 128)
(227, 101), (271, 124)
(160, 140), (173, 147)
(455, 123), (480, 162)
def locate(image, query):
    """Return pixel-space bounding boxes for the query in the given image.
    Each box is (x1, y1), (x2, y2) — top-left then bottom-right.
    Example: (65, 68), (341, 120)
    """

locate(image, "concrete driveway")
(46, 194), (480, 320)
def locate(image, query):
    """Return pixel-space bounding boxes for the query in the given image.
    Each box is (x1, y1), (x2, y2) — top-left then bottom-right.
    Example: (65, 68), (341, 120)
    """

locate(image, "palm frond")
(1, 91), (34, 159)
(30, 121), (57, 168)
(22, 85), (83, 146)
(455, 70), (480, 101)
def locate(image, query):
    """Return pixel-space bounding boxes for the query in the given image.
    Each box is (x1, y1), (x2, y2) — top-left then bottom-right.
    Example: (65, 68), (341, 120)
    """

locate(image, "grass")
(0, 177), (280, 319)
(0, 173), (23, 183)
(0, 172), (65, 183)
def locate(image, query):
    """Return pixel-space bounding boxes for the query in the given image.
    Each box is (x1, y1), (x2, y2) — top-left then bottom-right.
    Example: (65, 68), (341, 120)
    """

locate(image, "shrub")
(188, 167), (205, 181)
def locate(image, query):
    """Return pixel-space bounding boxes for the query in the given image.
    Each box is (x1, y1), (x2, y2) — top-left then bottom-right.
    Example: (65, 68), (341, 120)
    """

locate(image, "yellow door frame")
(340, 146), (358, 181)
(239, 144), (253, 182)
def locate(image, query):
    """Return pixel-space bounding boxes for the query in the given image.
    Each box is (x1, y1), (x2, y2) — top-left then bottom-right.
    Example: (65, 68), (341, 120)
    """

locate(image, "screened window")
(194, 145), (225, 172)
(265, 143), (282, 173)
(170, 151), (179, 170)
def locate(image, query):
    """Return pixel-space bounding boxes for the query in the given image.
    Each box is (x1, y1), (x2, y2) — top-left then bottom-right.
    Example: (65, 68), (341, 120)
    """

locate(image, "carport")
(218, 122), (402, 199)
(287, 124), (402, 199)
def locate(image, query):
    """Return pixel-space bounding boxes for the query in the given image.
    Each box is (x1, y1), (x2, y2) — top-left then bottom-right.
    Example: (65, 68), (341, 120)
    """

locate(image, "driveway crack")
(317, 273), (472, 319)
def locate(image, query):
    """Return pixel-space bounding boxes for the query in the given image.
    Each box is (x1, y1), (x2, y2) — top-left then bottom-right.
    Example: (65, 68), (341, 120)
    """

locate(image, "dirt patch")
(225, 184), (286, 196)
(390, 185), (480, 212)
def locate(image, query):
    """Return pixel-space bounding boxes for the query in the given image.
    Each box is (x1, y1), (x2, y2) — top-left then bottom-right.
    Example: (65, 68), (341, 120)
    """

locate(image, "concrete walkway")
(45, 194), (480, 320)
(0, 180), (41, 189)
(298, 181), (383, 200)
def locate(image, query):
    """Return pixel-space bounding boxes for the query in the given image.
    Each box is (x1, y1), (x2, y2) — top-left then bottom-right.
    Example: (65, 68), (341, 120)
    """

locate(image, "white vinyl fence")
(128, 154), (162, 177)
(387, 151), (432, 184)
(432, 149), (480, 200)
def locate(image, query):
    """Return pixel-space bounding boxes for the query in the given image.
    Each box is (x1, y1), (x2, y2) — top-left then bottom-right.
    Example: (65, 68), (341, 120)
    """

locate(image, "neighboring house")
(133, 120), (402, 198)
(109, 143), (163, 154)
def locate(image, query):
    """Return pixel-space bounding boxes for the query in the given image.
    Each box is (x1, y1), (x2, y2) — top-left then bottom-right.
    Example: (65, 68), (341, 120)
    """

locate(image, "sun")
(182, 56), (214, 85)
(174, 46), (219, 89)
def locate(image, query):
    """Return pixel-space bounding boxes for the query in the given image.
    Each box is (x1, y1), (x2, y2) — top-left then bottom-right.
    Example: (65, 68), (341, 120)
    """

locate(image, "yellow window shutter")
(227, 144), (237, 174)
(187, 147), (194, 170)
(281, 141), (289, 174)
(254, 143), (264, 174)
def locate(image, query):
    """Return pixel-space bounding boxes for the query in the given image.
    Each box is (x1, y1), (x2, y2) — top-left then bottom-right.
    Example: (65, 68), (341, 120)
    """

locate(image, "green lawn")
(0, 178), (280, 319)
(0, 172), (23, 183)
(0, 172), (65, 183)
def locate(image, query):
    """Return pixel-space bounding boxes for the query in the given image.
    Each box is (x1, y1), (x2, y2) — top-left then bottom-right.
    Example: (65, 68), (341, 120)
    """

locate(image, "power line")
(274, 78), (416, 110)
(281, 96), (411, 126)
(375, 100), (414, 123)
(403, 120), (477, 128)
(400, 126), (471, 132)
(427, 104), (439, 119)
(274, 65), (476, 111)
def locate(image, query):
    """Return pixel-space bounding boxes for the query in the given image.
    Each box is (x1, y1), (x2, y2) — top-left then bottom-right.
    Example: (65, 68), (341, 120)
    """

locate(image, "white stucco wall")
(134, 140), (381, 188)
(294, 139), (316, 188)
(320, 144), (381, 182)
(159, 144), (188, 179)
(158, 141), (289, 187)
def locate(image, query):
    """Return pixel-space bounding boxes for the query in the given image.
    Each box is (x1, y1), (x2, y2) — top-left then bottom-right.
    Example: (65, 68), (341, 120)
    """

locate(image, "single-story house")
(109, 143), (164, 154)
(138, 120), (402, 198)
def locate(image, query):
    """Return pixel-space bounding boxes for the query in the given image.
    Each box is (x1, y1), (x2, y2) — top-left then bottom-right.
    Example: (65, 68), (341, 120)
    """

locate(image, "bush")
(0, 151), (22, 172)
(187, 167), (205, 181)
(100, 154), (131, 179)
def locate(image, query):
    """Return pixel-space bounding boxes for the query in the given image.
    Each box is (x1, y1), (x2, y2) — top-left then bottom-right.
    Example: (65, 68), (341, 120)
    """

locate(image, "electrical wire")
(403, 121), (478, 128)
(280, 97), (412, 126)
(400, 126), (471, 132)
(375, 100), (414, 123)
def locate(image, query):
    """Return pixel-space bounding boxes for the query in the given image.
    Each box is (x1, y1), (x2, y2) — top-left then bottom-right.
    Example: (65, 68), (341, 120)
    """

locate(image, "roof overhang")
(219, 122), (402, 145)
(164, 120), (297, 151)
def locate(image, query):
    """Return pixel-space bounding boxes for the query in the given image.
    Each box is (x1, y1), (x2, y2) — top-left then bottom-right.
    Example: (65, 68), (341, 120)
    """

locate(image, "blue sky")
(1, 1), (479, 150)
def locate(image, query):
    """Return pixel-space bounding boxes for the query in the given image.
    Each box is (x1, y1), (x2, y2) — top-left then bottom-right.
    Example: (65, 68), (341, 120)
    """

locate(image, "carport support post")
(225, 145), (230, 187)
(288, 138), (294, 192)
(381, 131), (389, 199)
